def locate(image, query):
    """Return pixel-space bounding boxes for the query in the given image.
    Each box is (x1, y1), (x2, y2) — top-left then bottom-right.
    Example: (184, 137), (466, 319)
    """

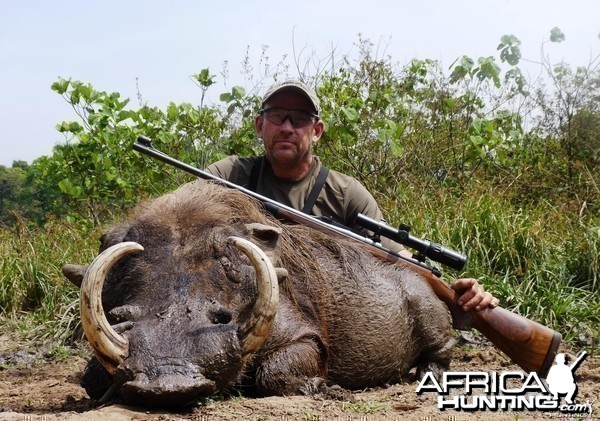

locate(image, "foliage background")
(0, 30), (598, 351)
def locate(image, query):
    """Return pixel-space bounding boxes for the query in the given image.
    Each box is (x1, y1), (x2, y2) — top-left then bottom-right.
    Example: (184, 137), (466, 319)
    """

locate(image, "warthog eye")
(209, 307), (233, 325)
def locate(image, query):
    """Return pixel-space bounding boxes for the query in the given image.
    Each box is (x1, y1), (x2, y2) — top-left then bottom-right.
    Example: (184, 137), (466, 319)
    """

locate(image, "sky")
(1, 0), (598, 166)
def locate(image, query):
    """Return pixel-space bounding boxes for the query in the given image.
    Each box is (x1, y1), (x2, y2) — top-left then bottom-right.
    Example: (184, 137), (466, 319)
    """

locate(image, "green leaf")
(158, 132), (175, 144)
(394, 124), (405, 138)
(449, 56), (474, 83)
(391, 139), (404, 157)
(188, 109), (199, 123)
(498, 35), (521, 66)
(115, 177), (128, 188)
(70, 90), (80, 105)
(116, 110), (139, 123)
(470, 135), (484, 146)
(193, 68), (216, 88)
(232, 86), (246, 99)
(167, 103), (179, 120)
(476, 57), (501, 87)
(103, 155), (112, 169)
(57, 178), (71, 194)
(55, 122), (69, 133)
(68, 122), (83, 133)
(341, 107), (359, 122)
(51, 78), (71, 94)
(550, 27), (565, 43)
(79, 85), (92, 102)
(220, 92), (233, 103)
(376, 129), (390, 143)
(58, 178), (84, 198)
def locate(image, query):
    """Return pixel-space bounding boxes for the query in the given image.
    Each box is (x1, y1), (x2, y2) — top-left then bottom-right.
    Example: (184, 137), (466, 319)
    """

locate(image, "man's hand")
(398, 250), (500, 311)
(451, 278), (500, 311)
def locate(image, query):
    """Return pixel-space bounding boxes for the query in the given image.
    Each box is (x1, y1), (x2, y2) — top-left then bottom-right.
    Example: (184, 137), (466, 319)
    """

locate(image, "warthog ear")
(100, 225), (136, 251)
(243, 223), (282, 266)
(62, 264), (88, 288)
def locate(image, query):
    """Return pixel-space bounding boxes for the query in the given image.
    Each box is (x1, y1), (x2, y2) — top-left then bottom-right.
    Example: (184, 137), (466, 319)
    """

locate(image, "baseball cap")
(261, 80), (321, 115)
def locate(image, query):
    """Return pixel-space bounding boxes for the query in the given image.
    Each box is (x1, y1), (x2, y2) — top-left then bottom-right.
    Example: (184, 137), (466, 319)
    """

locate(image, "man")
(206, 79), (498, 311)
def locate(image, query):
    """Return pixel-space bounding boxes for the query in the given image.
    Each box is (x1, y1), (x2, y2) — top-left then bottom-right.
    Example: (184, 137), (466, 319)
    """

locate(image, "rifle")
(133, 135), (562, 378)
(354, 212), (467, 272)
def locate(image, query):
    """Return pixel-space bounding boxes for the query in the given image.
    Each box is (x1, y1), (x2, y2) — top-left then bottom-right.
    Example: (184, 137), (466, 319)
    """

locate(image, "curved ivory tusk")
(80, 241), (143, 374)
(227, 236), (279, 357)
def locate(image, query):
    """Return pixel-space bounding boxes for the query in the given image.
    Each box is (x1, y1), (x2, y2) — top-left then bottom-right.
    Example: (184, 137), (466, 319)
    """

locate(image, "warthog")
(63, 179), (455, 406)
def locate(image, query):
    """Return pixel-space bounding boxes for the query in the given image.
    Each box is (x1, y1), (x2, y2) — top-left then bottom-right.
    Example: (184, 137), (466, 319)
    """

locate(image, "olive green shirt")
(206, 155), (403, 252)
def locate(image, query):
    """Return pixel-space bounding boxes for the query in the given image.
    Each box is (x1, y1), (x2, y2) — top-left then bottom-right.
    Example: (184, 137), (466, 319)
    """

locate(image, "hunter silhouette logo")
(546, 351), (587, 404)
(415, 350), (593, 414)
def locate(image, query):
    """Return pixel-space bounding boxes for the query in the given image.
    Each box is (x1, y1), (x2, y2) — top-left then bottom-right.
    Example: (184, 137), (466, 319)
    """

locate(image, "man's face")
(255, 90), (324, 169)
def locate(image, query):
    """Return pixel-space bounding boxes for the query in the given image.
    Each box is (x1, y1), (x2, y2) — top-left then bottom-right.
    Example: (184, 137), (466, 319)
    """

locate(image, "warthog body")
(63, 180), (454, 406)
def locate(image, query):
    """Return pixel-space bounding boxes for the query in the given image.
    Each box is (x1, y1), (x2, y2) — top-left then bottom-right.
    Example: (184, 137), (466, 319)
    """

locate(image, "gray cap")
(261, 79), (321, 115)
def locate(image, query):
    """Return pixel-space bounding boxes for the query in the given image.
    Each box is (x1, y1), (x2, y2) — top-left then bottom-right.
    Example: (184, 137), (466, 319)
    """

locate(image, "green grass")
(382, 185), (599, 347)
(0, 218), (100, 343)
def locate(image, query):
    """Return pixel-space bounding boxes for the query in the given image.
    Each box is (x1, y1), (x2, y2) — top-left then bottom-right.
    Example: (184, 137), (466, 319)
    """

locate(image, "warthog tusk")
(228, 236), (279, 357)
(80, 242), (143, 374)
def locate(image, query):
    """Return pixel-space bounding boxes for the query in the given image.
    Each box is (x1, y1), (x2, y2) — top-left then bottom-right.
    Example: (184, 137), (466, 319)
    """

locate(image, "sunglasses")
(260, 107), (319, 128)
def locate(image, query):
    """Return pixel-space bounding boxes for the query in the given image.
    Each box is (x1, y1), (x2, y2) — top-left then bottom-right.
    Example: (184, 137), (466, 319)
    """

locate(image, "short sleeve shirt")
(205, 155), (403, 252)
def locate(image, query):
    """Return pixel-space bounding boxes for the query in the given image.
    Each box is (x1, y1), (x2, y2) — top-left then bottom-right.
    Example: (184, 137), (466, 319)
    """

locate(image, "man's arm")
(205, 156), (261, 188)
(204, 156), (237, 180)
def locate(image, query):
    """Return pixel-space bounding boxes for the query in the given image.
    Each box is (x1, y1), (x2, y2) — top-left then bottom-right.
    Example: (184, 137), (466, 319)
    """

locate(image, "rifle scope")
(355, 213), (467, 271)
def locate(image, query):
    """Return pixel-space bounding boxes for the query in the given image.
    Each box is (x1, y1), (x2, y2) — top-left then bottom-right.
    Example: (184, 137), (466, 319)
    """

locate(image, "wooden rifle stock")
(133, 136), (562, 378)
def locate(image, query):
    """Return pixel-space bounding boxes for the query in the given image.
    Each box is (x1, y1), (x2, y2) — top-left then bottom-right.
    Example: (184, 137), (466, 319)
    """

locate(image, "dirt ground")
(0, 333), (597, 421)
